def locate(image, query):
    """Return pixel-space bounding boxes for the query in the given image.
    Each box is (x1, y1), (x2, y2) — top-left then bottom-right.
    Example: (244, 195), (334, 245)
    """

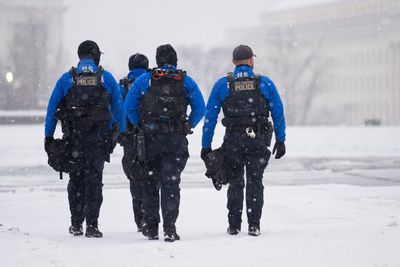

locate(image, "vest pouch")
(158, 96), (176, 114)
(122, 132), (137, 159)
(136, 130), (146, 162)
(145, 95), (184, 121)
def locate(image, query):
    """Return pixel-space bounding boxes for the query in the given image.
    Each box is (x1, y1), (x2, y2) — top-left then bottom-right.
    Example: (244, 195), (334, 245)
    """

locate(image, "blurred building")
(230, 0), (400, 125)
(0, 0), (65, 110)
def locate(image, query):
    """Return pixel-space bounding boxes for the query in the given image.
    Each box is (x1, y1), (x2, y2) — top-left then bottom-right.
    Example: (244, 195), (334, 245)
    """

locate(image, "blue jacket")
(125, 65), (206, 128)
(45, 59), (126, 137)
(202, 65), (286, 148)
(118, 68), (148, 99)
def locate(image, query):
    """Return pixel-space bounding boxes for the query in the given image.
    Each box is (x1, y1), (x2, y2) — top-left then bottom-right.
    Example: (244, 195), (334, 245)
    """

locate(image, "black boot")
(248, 224), (260, 236)
(69, 224), (83, 236)
(164, 225), (180, 242)
(137, 217), (145, 232)
(85, 224), (103, 238)
(137, 223), (144, 232)
(227, 225), (241, 235)
(142, 224), (159, 240)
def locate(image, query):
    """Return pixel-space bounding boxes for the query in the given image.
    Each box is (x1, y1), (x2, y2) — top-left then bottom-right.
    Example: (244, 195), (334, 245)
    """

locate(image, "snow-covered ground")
(1, 124), (400, 267)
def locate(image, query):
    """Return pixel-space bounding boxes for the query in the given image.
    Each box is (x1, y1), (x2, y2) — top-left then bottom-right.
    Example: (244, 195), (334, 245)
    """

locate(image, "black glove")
(184, 122), (193, 135)
(201, 148), (212, 162)
(212, 179), (222, 191)
(272, 141), (286, 159)
(44, 137), (54, 153)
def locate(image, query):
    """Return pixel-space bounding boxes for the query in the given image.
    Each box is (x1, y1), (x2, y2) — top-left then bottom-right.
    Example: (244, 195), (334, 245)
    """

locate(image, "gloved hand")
(184, 122), (193, 135)
(272, 141), (286, 159)
(201, 148), (212, 162)
(44, 136), (54, 153)
(212, 178), (222, 191)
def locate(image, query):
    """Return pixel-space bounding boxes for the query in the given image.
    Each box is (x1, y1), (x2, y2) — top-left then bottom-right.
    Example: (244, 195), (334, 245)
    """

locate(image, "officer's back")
(124, 44), (205, 242)
(201, 44), (286, 237)
(44, 40), (125, 238)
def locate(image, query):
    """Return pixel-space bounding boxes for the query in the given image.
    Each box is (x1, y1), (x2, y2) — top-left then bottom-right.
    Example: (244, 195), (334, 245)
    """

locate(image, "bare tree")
(259, 26), (328, 125)
(178, 45), (231, 95)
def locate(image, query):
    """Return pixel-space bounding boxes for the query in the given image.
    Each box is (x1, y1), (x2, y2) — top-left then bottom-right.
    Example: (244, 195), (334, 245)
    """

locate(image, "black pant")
(67, 127), (108, 226)
(143, 133), (189, 229)
(222, 132), (271, 228)
(129, 180), (145, 227)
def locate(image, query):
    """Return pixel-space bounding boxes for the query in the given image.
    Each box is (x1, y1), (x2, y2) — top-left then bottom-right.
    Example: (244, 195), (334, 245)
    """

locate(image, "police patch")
(234, 80), (256, 91)
(75, 76), (98, 86)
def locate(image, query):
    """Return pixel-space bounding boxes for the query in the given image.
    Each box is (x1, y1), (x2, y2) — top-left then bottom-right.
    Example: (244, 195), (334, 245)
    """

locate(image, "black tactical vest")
(221, 73), (269, 128)
(58, 66), (111, 133)
(139, 68), (188, 125)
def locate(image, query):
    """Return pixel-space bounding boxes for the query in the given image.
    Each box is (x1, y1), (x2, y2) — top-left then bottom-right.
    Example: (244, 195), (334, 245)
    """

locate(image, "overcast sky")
(63, 0), (323, 75)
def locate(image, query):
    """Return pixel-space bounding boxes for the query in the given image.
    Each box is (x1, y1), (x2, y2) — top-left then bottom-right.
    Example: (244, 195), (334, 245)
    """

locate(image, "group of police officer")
(44, 40), (286, 242)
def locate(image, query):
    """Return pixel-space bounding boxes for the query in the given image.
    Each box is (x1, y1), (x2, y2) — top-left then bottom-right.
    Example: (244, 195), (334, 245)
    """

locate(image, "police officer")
(119, 53), (149, 100)
(44, 40), (126, 238)
(125, 44), (205, 242)
(201, 45), (286, 236)
(119, 53), (149, 232)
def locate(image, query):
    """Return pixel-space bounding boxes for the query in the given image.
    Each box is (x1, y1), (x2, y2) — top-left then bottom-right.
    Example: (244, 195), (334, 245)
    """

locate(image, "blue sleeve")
(260, 76), (286, 142)
(118, 83), (125, 100)
(103, 71), (126, 133)
(107, 83), (124, 126)
(201, 77), (227, 148)
(44, 73), (70, 137)
(183, 76), (205, 128)
(125, 73), (151, 126)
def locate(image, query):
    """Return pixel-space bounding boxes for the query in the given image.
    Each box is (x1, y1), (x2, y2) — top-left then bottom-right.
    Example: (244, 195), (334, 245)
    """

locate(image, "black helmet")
(77, 40), (102, 66)
(128, 53), (149, 70)
(156, 44), (177, 67)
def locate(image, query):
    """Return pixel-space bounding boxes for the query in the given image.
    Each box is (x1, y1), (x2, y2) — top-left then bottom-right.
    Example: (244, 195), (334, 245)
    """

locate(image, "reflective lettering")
(235, 81), (255, 91)
(76, 77), (98, 86)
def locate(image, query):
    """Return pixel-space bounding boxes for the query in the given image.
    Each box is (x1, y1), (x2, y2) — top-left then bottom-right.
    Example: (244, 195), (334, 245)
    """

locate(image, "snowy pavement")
(1, 125), (400, 266)
(1, 185), (400, 267)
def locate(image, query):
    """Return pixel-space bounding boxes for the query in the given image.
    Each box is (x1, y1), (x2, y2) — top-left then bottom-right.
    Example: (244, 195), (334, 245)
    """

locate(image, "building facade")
(230, 0), (400, 125)
(0, 0), (65, 110)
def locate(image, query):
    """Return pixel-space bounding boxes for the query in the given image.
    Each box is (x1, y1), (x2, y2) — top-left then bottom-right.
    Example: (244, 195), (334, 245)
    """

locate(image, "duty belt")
(143, 121), (186, 134)
(226, 124), (269, 138)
